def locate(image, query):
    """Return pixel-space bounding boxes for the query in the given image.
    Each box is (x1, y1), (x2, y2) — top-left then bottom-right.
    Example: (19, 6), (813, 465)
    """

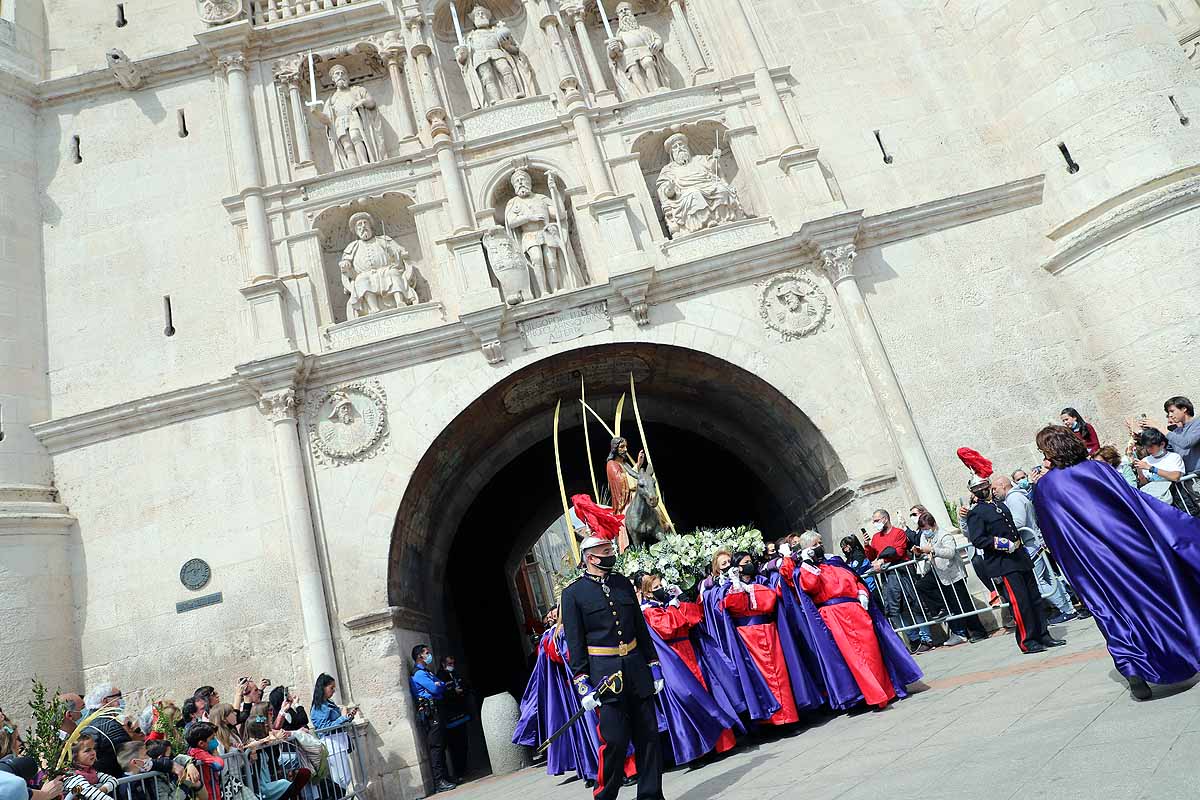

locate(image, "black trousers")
(942, 579), (988, 638)
(423, 717), (448, 784)
(445, 723), (469, 780)
(997, 569), (1048, 651)
(595, 691), (662, 800)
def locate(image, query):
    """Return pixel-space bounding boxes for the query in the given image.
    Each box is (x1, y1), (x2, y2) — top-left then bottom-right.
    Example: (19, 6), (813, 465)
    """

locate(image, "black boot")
(1128, 676), (1152, 701)
(1040, 636), (1067, 648)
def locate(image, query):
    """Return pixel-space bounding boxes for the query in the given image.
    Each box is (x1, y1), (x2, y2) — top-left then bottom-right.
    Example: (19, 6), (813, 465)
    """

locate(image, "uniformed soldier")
(965, 473), (1066, 654)
(561, 533), (665, 800)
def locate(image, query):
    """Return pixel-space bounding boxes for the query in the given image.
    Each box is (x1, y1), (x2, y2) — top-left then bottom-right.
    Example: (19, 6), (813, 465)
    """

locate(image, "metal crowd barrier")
(868, 545), (1009, 637)
(114, 720), (369, 800)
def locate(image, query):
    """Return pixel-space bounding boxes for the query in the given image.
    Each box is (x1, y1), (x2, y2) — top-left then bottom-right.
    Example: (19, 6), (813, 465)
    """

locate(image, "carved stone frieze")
(517, 301), (611, 349)
(460, 95), (558, 140)
(757, 271), (829, 340)
(323, 302), (446, 349)
(304, 380), (389, 466)
(660, 216), (777, 264)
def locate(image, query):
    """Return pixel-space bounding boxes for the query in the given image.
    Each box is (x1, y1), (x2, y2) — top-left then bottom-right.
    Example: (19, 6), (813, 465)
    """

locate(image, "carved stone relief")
(304, 380), (389, 466)
(757, 272), (829, 340)
(196, 0), (243, 25)
(453, 4), (538, 109)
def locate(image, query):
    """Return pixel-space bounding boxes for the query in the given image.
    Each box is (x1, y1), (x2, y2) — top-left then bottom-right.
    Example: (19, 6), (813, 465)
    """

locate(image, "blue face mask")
(1071, 421), (1081, 432)
(253, 716), (267, 724)
(422, 653), (434, 665)
(207, 738), (219, 753)
(1017, 478), (1031, 491)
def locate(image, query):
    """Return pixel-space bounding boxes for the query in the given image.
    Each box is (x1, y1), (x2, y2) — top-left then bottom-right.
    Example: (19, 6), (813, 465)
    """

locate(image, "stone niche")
(633, 120), (752, 239)
(312, 192), (435, 325)
(277, 38), (413, 176)
(428, 0), (554, 119)
(483, 159), (591, 302)
(579, 0), (707, 100)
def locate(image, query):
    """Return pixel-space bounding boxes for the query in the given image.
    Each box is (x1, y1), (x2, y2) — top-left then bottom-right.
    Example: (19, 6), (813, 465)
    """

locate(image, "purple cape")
(512, 628), (601, 779)
(701, 578), (784, 722)
(1034, 460), (1200, 684)
(771, 564), (865, 709)
(640, 601), (739, 764)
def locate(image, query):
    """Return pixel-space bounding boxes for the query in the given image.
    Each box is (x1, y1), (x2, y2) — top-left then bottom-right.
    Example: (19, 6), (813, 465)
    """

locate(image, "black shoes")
(1023, 642), (1047, 653)
(623, 775), (638, 786)
(911, 642), (934, 654)
(435, 780), (457, 793)
(968, 633), (989, 643)
(1128, 676), (1152, 701)
(584, 779), (596, 789)
(1076, 608), (1093, 619)
(1041, 636), (1067, 648)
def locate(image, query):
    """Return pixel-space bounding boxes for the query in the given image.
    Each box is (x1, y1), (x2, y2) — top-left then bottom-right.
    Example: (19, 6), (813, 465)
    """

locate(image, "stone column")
(220, 53), (279, 282)
(406, 14), (473, 232)
(275, 69), (314, 165)
(666, 0), (706, 75)
(258, 389), (339, 684)
(528, 0), (614, 198)
(822, 246), (952, 531)
(382, 42), (418, 141)
(560, 1), (609, 93)
(725, 2), (800, 156)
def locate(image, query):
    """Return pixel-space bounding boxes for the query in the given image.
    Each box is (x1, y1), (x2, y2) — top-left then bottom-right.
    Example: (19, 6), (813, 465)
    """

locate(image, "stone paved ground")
(443, 619), (1200, 800)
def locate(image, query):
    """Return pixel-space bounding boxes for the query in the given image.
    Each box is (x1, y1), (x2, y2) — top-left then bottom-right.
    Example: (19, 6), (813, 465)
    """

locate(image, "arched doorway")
(386, 343), (847, 700)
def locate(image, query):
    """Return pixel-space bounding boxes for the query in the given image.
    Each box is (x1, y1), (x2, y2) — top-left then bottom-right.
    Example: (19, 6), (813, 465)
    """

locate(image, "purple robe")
(640, 600), (739, 764)
(512, 628), (601, 779)
(1034, 460), (1200, 684)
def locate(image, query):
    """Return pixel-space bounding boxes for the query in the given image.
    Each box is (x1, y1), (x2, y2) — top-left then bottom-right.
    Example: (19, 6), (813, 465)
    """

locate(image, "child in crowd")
(241, 704), (311, 800)
(63, 735), (119, 800)
(184, 723), (224, 800)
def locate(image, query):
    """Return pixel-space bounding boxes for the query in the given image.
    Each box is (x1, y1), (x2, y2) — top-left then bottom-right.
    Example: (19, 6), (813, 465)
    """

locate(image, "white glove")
(858, 590), (870, 611)
(580, 692), (600, 712)
(801, 547), (816, 562)
(667, 597), (681, 608)
(653, 679), (665, 695)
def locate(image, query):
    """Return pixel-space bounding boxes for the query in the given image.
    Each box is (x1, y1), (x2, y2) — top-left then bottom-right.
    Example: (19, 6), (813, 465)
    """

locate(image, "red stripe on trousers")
(1002, 577), (1028, 652)
(594, 723), (606, 798)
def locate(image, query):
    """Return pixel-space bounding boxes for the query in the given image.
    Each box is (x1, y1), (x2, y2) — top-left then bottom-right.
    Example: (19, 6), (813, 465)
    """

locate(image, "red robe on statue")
(790, 558), (896, 708)
(720, 584), (799, 725)
(643, 601), (736, 753)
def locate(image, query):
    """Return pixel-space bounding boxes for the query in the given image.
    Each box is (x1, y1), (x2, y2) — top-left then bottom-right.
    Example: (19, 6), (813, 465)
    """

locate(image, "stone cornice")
(31, 377), (256, 454)
(807, 472), (898, 524)
(343, 605), (432, 636)
(1041, 169), (1200, 274)
(859, 174), (1045, 248)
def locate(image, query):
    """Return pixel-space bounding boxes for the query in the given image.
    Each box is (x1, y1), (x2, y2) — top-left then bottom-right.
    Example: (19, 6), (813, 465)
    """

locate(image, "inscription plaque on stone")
(176, 592), (223, 614)
(518, 301), (610, 350)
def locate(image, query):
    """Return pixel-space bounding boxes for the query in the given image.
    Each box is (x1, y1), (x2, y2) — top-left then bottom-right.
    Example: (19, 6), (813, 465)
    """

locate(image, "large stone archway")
(384, 342), (849, 694)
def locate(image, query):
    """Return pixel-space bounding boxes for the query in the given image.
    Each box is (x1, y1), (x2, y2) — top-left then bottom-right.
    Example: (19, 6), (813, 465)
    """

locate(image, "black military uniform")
(561, 570), (663, 800)
(966, 498), (1051, 652)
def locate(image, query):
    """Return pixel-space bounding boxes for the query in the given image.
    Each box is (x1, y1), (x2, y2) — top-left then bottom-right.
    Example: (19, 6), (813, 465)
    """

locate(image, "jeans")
(1029, 549), (1073, 616)
(883, 568), (933, 643)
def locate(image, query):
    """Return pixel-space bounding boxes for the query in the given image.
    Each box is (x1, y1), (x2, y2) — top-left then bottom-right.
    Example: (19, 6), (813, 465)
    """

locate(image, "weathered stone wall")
(42, 0), (204, 80)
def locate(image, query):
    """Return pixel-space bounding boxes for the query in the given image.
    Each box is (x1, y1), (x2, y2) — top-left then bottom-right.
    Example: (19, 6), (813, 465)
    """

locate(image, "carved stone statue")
(314, 64), (384, 170)
(455, 5), (537, 109)
(655, 132), (745, 236)
(607, 2), (667, 98)
(338, 212), (418, 318)
(504, 168), (582, 297)
(483, 229), (532, 306)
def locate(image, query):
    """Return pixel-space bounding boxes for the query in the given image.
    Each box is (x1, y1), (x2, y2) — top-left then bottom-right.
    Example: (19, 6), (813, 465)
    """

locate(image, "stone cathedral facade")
(1, 0), (1198, 795)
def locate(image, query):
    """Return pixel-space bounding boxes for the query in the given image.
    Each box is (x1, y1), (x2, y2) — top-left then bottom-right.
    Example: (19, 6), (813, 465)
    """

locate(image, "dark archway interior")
(447, 419), (788, 699)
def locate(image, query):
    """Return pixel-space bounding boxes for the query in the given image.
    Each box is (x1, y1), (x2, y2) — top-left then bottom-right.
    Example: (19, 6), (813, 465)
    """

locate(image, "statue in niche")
(504, 168), (582, 297)
(338, 211), (419, 318)
(314, 63), (384, 170)
(455, 5), (538, 109)
(607, 1), (667, 99)
(655, 132), (746, 236)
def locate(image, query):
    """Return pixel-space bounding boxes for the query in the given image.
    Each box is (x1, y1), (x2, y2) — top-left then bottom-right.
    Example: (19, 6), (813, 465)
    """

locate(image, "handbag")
(288, 730), (330, 782)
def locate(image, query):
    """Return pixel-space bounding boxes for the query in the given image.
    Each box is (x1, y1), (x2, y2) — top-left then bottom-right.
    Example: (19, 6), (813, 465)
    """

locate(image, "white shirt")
(1139, 450), (1185, 501)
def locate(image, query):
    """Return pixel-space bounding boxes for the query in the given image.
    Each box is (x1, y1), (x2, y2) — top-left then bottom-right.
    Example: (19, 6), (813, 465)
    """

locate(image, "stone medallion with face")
(758, 272), (828, 340)
(306, 381), (389, 466)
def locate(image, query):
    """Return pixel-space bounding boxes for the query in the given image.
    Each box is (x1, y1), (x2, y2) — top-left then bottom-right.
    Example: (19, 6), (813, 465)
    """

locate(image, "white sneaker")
(942, 633), (967, 647)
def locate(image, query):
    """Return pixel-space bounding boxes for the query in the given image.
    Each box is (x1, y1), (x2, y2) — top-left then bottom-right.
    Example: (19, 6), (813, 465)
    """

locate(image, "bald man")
(991, 474), (1079, 624)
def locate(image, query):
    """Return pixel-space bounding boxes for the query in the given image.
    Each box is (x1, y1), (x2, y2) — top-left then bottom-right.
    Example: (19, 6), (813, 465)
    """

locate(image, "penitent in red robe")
(720, 584), (799, 725)
(643, 601), (736, 753)
(794, 560), (896, 708)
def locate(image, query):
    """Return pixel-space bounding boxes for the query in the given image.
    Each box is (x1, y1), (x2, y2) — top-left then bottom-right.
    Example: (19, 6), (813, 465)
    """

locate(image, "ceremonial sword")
(536, 671), (624, 755)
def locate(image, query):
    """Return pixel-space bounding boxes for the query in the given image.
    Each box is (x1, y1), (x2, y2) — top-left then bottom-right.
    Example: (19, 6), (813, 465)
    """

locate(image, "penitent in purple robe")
(512, 627), (600, 780)
(1034, 460), (1200, 685)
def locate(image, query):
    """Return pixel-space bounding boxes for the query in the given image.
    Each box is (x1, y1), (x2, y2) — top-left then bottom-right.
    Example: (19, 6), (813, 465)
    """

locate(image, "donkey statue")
(623, 461), (672, 548)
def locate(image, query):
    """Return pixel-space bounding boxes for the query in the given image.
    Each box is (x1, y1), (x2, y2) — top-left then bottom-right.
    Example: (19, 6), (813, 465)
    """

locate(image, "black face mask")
(652, 588), (670, 603)
(594, 554), (617, 572)
(808, 546), (825, 562)
(971, 486), (992, 501)
(740, 562), (757, 579)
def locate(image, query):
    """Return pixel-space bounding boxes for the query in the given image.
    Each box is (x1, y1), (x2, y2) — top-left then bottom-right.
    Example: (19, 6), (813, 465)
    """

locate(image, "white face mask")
(872, 521), (886, 533)
(445, 666), (455, 673)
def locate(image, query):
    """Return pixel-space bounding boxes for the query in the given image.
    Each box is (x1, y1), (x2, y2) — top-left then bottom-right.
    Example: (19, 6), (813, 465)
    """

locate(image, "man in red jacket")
(865, 509), (934, 652)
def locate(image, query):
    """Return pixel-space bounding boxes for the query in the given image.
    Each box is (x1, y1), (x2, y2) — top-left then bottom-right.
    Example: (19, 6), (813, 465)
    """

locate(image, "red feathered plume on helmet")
(956, 447), (993, 480)
(571, 495), (623, 541)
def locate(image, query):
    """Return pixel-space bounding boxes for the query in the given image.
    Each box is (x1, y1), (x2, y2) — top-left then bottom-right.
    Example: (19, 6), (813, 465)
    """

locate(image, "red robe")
(643, 601), (736, 753)
(720, 584), (799, 725)
(793, 560), (896, 708)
